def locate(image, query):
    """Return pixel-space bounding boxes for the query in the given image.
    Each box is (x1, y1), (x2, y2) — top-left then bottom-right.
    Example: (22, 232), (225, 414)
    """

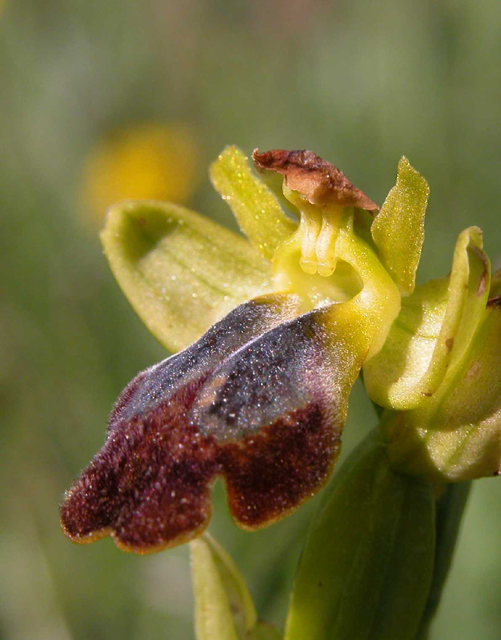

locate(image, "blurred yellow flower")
(81, 122), (200, 223)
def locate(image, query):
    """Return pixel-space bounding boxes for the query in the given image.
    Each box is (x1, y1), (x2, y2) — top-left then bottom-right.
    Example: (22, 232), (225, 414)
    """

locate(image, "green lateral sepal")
(101, 200), (274, 353)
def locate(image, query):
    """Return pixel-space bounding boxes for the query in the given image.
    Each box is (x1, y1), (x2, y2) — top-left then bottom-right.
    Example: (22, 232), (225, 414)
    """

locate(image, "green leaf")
(285, 430), (435, 640)
(210, 146), (296, 261)
(371, 156), (429, 295)
(415, 482), (471, 639)
(364, 227), (490, 409)
(190, 534), (257, 640)
(101, 200), (274, 353)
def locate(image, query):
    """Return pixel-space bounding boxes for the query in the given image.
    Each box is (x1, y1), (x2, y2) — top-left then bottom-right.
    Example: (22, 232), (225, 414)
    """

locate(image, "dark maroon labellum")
(61, 294), (360, 553)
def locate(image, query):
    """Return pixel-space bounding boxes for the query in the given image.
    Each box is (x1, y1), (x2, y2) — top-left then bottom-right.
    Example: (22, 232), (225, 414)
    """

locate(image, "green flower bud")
(364, 226), (490, 411)
(382, 290), (501, 481)
(365, 215), (499, 481)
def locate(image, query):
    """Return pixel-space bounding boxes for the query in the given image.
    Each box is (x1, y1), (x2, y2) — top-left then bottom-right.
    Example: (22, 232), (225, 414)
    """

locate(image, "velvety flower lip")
(252, 148), (379, 212)
(60, 294), (363, 553)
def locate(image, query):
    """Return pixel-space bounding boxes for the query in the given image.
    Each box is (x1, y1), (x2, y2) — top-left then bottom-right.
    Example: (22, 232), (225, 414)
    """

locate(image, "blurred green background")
(0, 0), (500, 638)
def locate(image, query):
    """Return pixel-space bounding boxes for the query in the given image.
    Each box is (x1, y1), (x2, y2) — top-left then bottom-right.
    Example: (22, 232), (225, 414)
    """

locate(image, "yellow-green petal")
(210, 146), (296, 261)
(285, 431), (435, 640)
(190, 534), (257, 640)
(101, 200), (274, 353)
(364, 227), (490, 410)
(371, 157), (429, 296)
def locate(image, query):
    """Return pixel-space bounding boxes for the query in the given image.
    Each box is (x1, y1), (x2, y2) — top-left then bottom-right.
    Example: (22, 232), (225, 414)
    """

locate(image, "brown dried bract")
(253, 149), (379, 213)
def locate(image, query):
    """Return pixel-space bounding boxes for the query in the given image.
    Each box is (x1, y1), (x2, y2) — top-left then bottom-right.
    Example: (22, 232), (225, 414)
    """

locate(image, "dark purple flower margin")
(61, 293), (364, 553)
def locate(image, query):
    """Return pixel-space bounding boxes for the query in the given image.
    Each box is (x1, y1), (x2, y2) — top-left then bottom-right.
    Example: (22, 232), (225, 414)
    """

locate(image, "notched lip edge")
(110, 518), (212, 555)
(60, 512), (213, 555)
(60, 522), (113, 546)
(222, 436), (342, 531)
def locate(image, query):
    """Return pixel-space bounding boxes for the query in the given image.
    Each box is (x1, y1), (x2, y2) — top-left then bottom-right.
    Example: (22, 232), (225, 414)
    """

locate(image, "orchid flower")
(60, 147), (500, 557)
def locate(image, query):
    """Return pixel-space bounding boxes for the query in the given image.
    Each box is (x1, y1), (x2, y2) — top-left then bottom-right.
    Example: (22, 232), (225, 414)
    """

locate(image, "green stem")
(415, 481), (472, 640)
(359, 370), (384, 419)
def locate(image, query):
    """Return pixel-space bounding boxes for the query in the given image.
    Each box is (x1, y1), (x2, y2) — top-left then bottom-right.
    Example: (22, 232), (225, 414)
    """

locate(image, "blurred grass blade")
(285, 430), (435, 640)
(371, 156), (429, 295)
(102, 200), (274, 353)
(249, 623), (282, 639)
(210, 146), (296, 261)
(190, 534), (257, 640)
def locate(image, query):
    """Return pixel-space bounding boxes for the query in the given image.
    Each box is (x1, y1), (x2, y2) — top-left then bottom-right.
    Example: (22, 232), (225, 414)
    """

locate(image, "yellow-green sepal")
(371, 157), (429, 296)
(364, 226), (490, 410)
(210, 146), (296, 261)
(101, 200), (274, 353)
(285, 430), (435, 640)
(384, 301), (501, 481)
(190, 533), (257, 640)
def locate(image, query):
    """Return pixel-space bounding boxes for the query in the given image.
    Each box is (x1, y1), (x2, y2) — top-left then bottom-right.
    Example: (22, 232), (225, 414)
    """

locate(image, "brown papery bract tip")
(252, 149), (379, 213)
